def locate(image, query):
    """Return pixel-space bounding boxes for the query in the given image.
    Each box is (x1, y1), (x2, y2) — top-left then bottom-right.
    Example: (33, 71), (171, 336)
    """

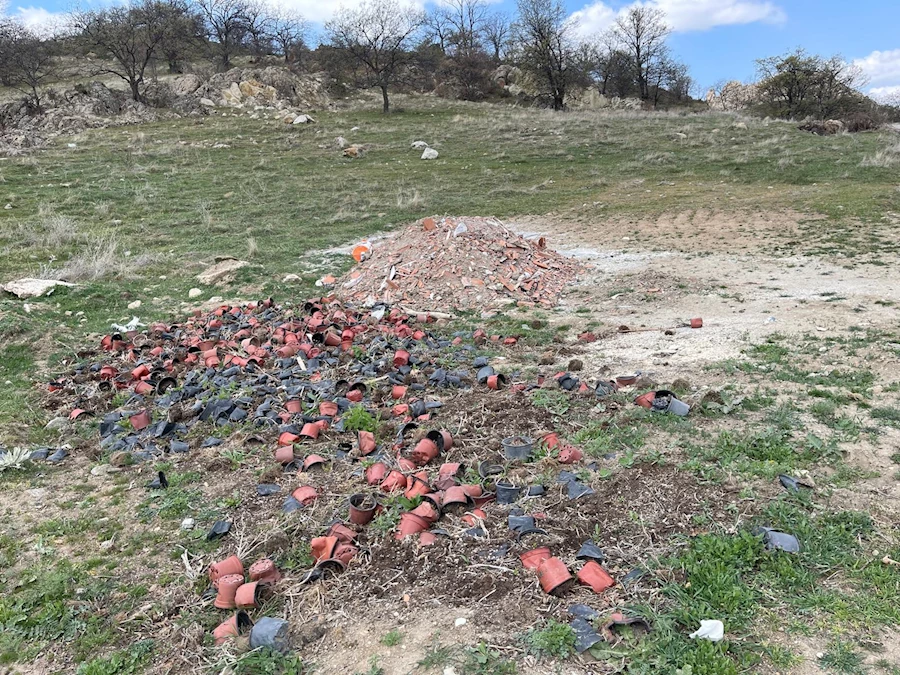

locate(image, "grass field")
(1, 97), (900, 674)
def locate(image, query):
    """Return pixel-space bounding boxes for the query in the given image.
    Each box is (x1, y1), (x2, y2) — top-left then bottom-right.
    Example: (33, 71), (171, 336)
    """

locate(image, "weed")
(417, 643), (455, 669)
(524, 619), (576, 659)
(343, 406), (376, 432)
(231, 647), (309, 674)
(463, 643), (517, 674)
(818, 639), (865, 674)
(529, 389), (570, 416)
(380, 629), (403, 647)
(76, 640), (154, 675)
(353, 656), (384, 675)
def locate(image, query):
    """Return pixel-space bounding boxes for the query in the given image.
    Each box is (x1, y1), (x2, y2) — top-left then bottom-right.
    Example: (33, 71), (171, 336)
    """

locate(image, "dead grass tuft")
(45, 237), (157, 282)
(861, 142), (900, 168)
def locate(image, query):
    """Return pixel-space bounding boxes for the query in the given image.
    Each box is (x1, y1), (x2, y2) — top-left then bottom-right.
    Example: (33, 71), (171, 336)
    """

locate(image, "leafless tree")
(443, 0), (487, 56)
(157, 0), (204, 73)
(514, 0), (581, 110)
(271, 10), (308, 64)
(424, 7), (453, 54)
(243, 0), (274, 61)
(482, 12), (510, 63)
(195, 0), (252, 69)
(73, 0), (170, 101)
(608, 6), (671, 100)
(325, 0), (424, 113)
(0, 21), (57, 112)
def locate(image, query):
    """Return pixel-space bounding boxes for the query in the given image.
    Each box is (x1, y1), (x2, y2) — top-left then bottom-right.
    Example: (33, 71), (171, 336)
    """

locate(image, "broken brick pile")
(338, 216), (582, 311)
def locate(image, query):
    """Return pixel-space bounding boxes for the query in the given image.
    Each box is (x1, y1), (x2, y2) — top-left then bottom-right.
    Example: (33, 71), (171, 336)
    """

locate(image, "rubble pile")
(339, 216), (583, 311)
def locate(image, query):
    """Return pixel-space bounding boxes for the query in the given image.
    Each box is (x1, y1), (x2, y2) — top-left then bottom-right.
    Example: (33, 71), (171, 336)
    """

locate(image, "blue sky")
(5, 0), (900, 101)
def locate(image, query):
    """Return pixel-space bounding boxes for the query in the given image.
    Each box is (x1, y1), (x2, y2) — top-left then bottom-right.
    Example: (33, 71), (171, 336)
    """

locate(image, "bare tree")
(608, 6), (671, 101)
(514, 0), (581, 110)
(271, 9), (308, 64)
(157, 0), (203, 73)
(243, 0), (273, 61)
(326, 0), (424, 113)
(424, 7), (452, 55)
(74, 0), (170, 101)
(482, 12), (510, 63)
(195, 0), (251, 70)
(0, 21), (57, 112)
(443, 0), (487, 56)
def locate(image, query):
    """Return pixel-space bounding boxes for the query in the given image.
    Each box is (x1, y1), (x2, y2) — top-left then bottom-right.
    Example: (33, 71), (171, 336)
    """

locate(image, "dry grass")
(15, 210), (80, 248)
(44, 236), (157, 281)
(860, 141), (900, 167)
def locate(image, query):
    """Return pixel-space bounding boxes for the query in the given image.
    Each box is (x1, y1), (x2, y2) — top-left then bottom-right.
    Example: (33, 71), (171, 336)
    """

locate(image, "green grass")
(76, 640), (154, 675)
(524, 619), (576, 659)
(380, 629), (403, 647)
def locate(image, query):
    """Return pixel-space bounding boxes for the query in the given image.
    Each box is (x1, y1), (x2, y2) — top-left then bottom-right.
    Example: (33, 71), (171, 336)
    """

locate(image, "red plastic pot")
(332, 543), (358, 567)
(213, 611), (253, 645)
(302, 454), (326, 471)
(404, 471), (432, 499)
(131, 364), (150, 380)
(214, 573), (244, 609)
(419, 531), (438, 546)
(442, 485), (471, 510)
(558, 446), (583, 464)
(358, 431), (376, 455)
(349, 493), (377, 525)
(274, 445), (294, 464)
(326, 523), (357, 543)
(300, 422), (320, 440)
(486, 374), (507, 390)
(537, 557), (573, 596)
(461, 508), (487, 526)
(276, 344), (298, 358)
(319, 401), (339, 417)
(438, 462), (461, 478)
(542, 432), (560, 449)
(398, 457), (416, 471)
(380, 471), (408, 492)
(346, 389), (364, 403)
(99, 365), (118, 380)
(234, 581), (260, 609)
(410, 438), (439, 466)
(426, 430), (453, 452)
(422, 492), (443, 510)
(323, 331), (342, 347)
(461, 484), (483, 499)
(395, 512), (430, 539)
(285, 399), (303, 414)
(392, 404), (409, 416)
(278, 432), (299, 445)
(311, 535), (338, 562)
(472, 491), (496, 508)
(365, 462), (387, 485)
(391, 385), (407, 400)
(690, 317), (703, 329)
(576, 561), (614, 593)
(291, 486), (318, 505)
(520, 547), (551, 571)
(393, 350), (410, 368)
(69, 408), (91, 420)
(635, 392), (656, 409)
(209, 555), (243, 586)
(134, 380), (154, 396)
(249, 559), (281, 585)
(129, 410), (151, 431)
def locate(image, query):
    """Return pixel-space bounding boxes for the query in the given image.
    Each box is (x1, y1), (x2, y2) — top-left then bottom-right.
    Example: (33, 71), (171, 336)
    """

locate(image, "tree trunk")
(130, 79), (141, 102)
(553, 94), (564, 110)
(381, 85), (390, 114)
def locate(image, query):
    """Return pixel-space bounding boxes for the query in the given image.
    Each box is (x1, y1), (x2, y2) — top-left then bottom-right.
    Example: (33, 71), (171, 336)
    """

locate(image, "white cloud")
(854, 49), (900, 86)
(569, 0), (786, 38)
(868, 85), (900, 103)
(10, 6), (71, 36)
(273, 0), (424, 25)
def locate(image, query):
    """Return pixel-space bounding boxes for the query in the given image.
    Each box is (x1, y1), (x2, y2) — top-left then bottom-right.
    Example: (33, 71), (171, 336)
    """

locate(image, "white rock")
(335, 136), (348, 148)
(45, 417), (69, 431)
(197, 258), (248, 285)
(292, 114), (315, 125)
(350, 126), (360, 131)
(1, 278), (74, 299)
(421, 148), (439, 160)
(200, 98), (215, 107)
(283, 274), (301, 282)
(443, 668), (459, 675)
(181, 518), (195, 530)
(127, 300), (142, 310)
(411, 140), (428, 149)
(188, 287), (203, 298)
(90, 464), (120, 476)
(454, 617), (467, 627)
(4, 203), (11, 210)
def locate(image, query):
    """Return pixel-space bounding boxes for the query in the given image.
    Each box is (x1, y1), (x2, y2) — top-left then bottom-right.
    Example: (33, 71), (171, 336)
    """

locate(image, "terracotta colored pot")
(234, 581), (260, 609)
(410, 500), (440, 524)
(393, 350), (410, 368)
(398, 457), (416, 471)
(349, 493), (377, 525)
(419, 532), (438, 546)
(214, 573), (244, 609)
(615, 374), (638, 387)
(129, 410), (151, 431)
(537, 557), (573, 596)
(635, 392), (656, 409)
(461, 508), (487, 527)
(311, 535), (338, 562)
(99, 365), (118, 380)
(438, 462), (461, 479)
(274, 445), (294, 464)
(461, 484), (483, 499)
(392, 404), (409, 417)
(542, 432), (560, 449)
(558, 446), (583, 464)
(326, 523), (357, 543)
(576, 561), (614, 593)
(209, 555), (243, 586)
(346, 389), (364, 403)
(248, 559), (281, 585)
(422, 492), (443, 509)
(319, 401), (339, 417)
(213, 611), (253, 645)
(302, 454), (326, 471)
(300, 423), (320, 440)
(404, 471), (432, 499)
(358, 430), (376, 455)
(291, 485), (318, 505)
(134, 381), (154, 396)
(442, 485), (471, 510)
(410, 438), (439, 466)
(285, 399), (303, 414)
(380, 471), (408, 492)
(278, 431), (299, 445)
(391, 385), (407, 400)
(366, 462), (387, 485)
(472, 491), (496, 508)
(487, 374), (507, 390)
(395, 512), (430, 539)
(520, 547), (551, 571)
(690, 317), (703, 329)
(323, 331), (342, 347)
(426, 430), (453, 452)
(131, 364), (150, 380)
(276, 344), (298, 358)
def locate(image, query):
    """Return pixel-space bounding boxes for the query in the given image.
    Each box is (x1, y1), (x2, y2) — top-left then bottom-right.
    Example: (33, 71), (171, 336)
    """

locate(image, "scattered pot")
(214, 573), (245, 609)
(410, 500), (440, 523)
(616, 374), (639, 387)
(486, 374), (507, 390)
(234, 581), (261, 609)
(634, 392), (656, 409)
(520, 547), (551, 570)
(349, 493), (377, 525)
(502, 436), (533, 461)
(332, 543), (358, 566)
(249, 559), (281, 585)
(396, 512), (430, 538)
(358, 430), (377, 455)
(541, 432), (560, 449)
(558, 446), (583, 464)
(391, 385), (407, 399)
(365, 462), (387, 485)
(319, 401), (339, 417)
(278, 431), (299, 445)
(393, 350), (410, 368)
(213, 611), (253, 645)
(129, 410), (151, 431)
(302, 454), (327, 471)
(419, 532), (438, 546)
(404, 471), (432, 499)
(690, 317), (703, 328)
(537, 557), (573, 596)
(291, 485), (318, 505)
(326, 523), (357, 543)
(577, 561), (614, 593)
(426, 429), (453, 452)
(274, 445), (295, 465)
(300, 422), (320, 440)
(380, 470), (408, 492)
(442, 485), (471, 511)
(310, 535), (338, 562)
(285, 399), (303, 414)
(495, 480), (521, 505)
(410, 438), (439, 465)
(209, 555), (243, 586)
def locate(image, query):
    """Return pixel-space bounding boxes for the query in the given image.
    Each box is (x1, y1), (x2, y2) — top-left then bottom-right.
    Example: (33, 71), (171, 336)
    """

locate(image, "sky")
(4, 0), (899, 102)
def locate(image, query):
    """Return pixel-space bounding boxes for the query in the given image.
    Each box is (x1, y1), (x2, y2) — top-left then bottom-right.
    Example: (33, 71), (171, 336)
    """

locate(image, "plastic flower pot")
(278, 432), (299, 445)
(234, 581), (261, 609)
(473, 491), (496, 508)
(426, 430), (453, 452)
(155, 376), (177, 394)
(131, 364), (150, 380)
(442, 485), (471, 511)
(405, 472), (432, 499)
(249, 617), (291, 653)
(326, 523), (357, 543)
(209, 555), (244, 586)
(391, 385), (407, 400)
(542, 432), (560, 449)
(302, 454), (326, 471)
(311, 536), (338, 562)
(392, 404), (410, 417)
(214, 573), (245, 609)
(285, 399), (303, 414)
(358, 430), (377, 456)
(274, 445), (294, 465)
(410, 438), (439, 466)
(558, 446), (583, 464)
(213, 611), (253, 645)
(396, 512), (430, 539)
(460, 484), (483, 499)
(634, 392), (656, 409)
(346, 389), (364, 403)
(520, 547), (551, 571)
(502, 436), (533, 461)
(249, 559), (281, 585)
(365, 462), (387, 485)
(438, 462), (461, 479)
(398, 457), (416, 471)
(616, 374), (639, 387)
(291, 486), (318, 505)
(323, 331), (341, 347)
(576, 561), (614, 593)
(495, 480), (521, 505)
(393, 350), (410, 368)
(129, 410), (151, 431)
(410, 500), (440, 524)
(99, 365), (118, 380)
(422, 492), (443, 510)
(486, 374), (507, 390)
(300, 423), (320, 440)
(349, 493), (377, 525)
(333, 543), (358, 566)
(665, 396), (690, 416)
(380, 470), (408, 492)
(319, 401), (338, 417)
(461, 508), (487, 526)
(419, 532), (438, 546)
(134, 381), (154, 396)
(537, 557), (573, 596)
(690, 317), (703, 328)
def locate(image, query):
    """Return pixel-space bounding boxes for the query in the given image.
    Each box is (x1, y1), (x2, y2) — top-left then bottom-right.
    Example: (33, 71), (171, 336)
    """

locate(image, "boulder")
(421, 148), (439, 160)
(173, 74), (202, 97)
(197, 258), (249, 285)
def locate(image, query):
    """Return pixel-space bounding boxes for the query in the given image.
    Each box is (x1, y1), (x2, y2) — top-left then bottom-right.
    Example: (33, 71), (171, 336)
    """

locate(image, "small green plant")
(219, 491), (242, 509)
(524, 619), (576, 659)
(220, 449), (248, 469)
(818, 639), (865, 674)
(380, 629), (403, 646)
(343, 406), (376, 432)
(529, 389), (570, 416)
(231, 647), (308, 674)
(463, 643), (517, 674)
(417, 643), (455, 669)
(354, 656), (384, 675)
(76, 640), (154, 675)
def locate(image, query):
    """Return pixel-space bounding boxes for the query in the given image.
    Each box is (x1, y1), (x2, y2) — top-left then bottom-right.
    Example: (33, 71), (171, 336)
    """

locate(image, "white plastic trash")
(689, 619), (724, 642)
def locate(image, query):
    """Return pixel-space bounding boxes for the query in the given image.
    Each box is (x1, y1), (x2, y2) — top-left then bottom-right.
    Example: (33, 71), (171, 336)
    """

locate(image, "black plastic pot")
(249, 617), (291, 654)
(576, 540), (604, 562)
(571, 617), (604, 653)
(501, 436), (533, 461)
(206, 520), (231, 540)
(495, 480), (521, 505)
